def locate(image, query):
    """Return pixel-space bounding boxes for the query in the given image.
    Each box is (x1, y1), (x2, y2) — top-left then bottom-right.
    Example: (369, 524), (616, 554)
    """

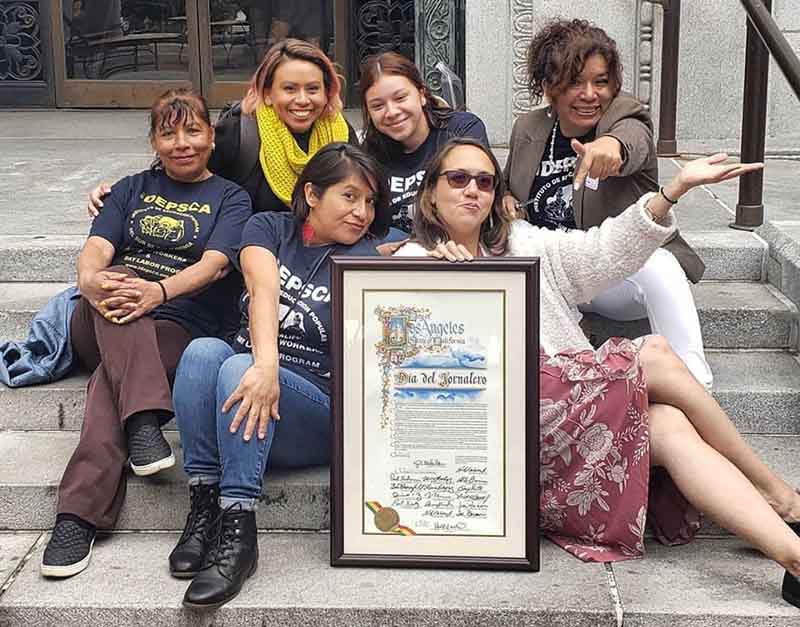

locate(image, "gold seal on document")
(374, 507), (400, 532)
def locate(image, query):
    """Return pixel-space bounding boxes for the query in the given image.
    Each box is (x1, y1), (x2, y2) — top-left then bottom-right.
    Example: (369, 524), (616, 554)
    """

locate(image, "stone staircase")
(2, 119), (800, 623)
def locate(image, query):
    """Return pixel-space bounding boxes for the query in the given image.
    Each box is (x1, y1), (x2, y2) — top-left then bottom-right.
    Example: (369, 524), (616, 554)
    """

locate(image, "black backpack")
(216, 101), (261, 185)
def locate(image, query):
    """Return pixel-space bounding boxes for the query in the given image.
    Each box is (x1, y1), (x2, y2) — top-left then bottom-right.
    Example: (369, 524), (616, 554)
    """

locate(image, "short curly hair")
(526, 18), (623, 105)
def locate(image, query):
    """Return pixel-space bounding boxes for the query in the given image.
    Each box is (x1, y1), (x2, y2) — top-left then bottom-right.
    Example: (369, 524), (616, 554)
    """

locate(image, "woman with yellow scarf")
(88, 39), (355, 216)
(209, 38), (356, 213)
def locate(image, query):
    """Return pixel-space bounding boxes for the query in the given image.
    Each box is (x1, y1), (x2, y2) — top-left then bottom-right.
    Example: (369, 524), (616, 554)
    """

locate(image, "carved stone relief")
(0, 1), (43, 81)
(352, 0), (416, 68)
(414, 0), (463, 97)
(510, 0), (533, 118)
(636, 0), (655, 109)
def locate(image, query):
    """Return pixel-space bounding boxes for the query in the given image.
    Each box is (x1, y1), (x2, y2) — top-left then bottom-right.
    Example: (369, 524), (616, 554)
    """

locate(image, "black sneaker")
(41, 517), (96, 578)
(126, 411), (175, 476)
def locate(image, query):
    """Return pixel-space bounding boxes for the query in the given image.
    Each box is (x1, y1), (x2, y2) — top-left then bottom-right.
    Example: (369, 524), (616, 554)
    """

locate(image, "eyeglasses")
(439, 170), (496, 192)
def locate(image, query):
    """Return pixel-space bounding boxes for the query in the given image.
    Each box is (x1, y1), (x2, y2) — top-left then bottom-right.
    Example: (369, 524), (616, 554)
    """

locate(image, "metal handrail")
(654, 0), (680, 156)
(733, 0), (772, 230)
(733, 0), (800, 229)
(740, 0), (800, 99)
(654, 0), (800, 229)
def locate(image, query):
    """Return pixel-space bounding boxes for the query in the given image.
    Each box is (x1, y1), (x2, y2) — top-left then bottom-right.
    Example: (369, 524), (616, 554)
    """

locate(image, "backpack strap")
(217, 101), (261, 184)
(238, 111), (260, 182)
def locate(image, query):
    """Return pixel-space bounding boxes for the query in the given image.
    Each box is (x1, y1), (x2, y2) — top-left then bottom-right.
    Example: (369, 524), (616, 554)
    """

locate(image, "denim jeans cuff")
(188, 474), (220, 486)
(219, 496), (258, 511)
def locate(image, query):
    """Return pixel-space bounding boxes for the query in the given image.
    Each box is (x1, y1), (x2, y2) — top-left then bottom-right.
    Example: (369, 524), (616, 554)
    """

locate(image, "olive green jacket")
(503, 92), (705, 283)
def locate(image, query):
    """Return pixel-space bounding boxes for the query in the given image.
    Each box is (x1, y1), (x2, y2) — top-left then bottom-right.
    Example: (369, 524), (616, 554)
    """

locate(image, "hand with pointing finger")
(572, 136), (624, 191)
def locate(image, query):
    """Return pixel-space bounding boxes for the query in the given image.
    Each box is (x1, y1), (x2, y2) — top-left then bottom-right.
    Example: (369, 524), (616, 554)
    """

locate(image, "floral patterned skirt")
(539, 338), (701, 562)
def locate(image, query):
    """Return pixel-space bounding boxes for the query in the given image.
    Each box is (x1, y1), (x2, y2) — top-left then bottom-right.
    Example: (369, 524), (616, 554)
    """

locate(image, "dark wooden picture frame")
(330, 257), (540, 571)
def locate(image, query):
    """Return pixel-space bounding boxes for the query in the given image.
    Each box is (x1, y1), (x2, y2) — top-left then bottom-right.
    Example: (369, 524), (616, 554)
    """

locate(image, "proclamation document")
(361, 290), (506, 537)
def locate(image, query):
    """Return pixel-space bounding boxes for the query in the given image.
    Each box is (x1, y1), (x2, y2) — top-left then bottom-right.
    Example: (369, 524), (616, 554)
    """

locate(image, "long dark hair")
(359, 52), (454, 162)
(291, 143), (391, 238)
(413, 138), (512, 256)
(148, 88), (212, 171)
(527, 18), (623, 104)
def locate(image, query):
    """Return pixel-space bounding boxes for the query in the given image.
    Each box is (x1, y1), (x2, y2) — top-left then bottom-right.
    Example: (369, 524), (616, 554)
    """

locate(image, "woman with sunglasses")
(503, 19), (711, 390)
(359, 51), (489, 235)
(395, 137), (800, 609)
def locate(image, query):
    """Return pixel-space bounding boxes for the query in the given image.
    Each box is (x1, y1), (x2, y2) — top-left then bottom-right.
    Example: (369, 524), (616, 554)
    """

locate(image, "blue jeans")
(173, 338), (330, 509)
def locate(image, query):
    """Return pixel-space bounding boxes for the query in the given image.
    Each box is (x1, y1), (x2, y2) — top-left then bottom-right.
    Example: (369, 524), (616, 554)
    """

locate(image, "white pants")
(579, 247), (714, 389)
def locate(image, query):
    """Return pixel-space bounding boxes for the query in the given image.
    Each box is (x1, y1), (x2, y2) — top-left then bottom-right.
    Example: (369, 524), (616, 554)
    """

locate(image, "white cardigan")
(394, 193), (676, 355)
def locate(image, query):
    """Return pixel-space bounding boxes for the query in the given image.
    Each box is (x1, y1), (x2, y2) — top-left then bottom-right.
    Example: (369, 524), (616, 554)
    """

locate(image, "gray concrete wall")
(466, 0), (800, 154)
(676, 0), (799, 154)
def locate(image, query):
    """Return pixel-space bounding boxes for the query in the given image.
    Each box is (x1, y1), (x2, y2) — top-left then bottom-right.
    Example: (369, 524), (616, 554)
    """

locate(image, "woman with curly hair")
(503, 19), (712, 390)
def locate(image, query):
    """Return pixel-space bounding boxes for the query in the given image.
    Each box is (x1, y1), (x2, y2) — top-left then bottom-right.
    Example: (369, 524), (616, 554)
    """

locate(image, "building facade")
(1, 0), (797, 152)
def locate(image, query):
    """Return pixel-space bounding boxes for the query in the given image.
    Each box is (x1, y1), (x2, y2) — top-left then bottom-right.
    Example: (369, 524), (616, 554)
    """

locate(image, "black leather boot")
(783, 571), (800, 608)
(783, 522), (800, 608)
(182, 504), (258, 609)
(169, 482), (220, 578)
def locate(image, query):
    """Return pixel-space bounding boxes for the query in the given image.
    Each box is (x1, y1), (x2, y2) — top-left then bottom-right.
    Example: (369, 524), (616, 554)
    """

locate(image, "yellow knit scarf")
(255, 104), (349, 206)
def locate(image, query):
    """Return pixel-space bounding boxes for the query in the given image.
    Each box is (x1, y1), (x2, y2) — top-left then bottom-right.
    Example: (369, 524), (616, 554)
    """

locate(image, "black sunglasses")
(438, 170), (496, 192)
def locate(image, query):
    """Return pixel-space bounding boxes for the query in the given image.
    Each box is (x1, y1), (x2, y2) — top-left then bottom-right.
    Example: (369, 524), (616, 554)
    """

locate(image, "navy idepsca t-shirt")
(90, 169), (252, 338)
(382, 111), (489, 233)
(526, 123), (595, 231)
(233, 212), (379, 392)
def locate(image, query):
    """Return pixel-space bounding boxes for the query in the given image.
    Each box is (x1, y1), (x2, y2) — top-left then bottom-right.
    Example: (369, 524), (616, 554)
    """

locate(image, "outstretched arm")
(542, 154), (763, 305)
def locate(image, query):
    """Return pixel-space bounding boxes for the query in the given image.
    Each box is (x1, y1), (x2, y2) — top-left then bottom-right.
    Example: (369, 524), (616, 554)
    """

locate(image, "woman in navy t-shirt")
(171, 143), (391, 609)
(40, 89), (252, 580)
(359, 52), (489, 236)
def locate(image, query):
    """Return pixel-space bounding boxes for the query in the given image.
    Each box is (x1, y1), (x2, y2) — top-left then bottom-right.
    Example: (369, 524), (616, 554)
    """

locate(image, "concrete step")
(2, 280), (793, 351)
(0, 236), (83, 283)
(0, 282), (74, 341)
(0, 533), (624, 626)
(0, 431), (328, 532)
(1, 535), (798, 626)
(683, 229), (766, 282)
(3, 350), (800, 434)
(707, 351), (800, 434)
(0, 230), (764, 283)
(1, 430), (798, 533)
(584, 281), (798, 350)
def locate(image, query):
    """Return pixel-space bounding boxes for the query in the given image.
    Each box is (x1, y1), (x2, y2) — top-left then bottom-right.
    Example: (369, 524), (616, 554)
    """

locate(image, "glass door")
(197, 0), (340, 107)
(51, 0), (399, 108)
(53, 0), (201, 107)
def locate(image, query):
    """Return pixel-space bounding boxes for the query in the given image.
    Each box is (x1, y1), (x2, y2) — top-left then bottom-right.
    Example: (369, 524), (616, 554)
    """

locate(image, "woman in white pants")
(579, 248), (712, 389)
(503, 18), (712, 388)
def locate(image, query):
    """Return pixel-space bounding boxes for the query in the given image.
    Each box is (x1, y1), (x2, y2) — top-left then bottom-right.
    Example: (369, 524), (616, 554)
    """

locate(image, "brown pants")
(57, 267), (191, 529)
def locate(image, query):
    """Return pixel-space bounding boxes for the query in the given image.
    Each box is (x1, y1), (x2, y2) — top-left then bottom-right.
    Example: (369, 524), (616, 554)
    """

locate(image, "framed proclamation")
(330, 257), (539, 571)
